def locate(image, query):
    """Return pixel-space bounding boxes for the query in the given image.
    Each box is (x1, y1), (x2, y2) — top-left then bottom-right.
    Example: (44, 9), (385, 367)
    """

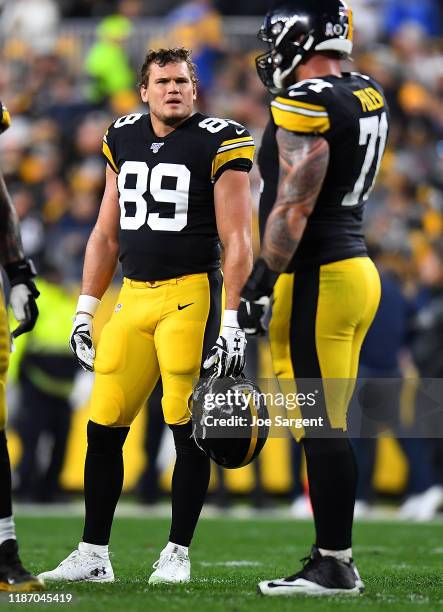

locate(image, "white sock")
(319, 548), (352, 563)
(79, 541), (109, 558)
(163, 541), (189, 556)
(0, 516), (16, 545)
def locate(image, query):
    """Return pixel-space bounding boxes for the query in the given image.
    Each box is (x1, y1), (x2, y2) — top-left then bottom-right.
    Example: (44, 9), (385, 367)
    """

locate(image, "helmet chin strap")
(273, 34), (315, 91)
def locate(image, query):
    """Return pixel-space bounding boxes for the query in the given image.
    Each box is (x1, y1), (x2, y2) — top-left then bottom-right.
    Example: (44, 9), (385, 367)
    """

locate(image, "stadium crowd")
(0, 0), (442, 514)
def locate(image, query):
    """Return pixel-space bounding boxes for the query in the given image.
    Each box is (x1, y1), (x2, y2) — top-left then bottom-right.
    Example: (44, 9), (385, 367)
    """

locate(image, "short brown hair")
(139, 47), (198, 88)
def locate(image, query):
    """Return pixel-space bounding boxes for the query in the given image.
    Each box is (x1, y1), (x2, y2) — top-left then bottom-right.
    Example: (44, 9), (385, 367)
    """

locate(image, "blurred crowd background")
(1, 0), (443, 519)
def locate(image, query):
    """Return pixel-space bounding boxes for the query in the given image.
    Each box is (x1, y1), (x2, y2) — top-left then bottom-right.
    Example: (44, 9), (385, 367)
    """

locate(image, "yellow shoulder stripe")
(102, 141), (119, 173)
(220, 136), (254, 148)
(211, 144), (255, 179)
(274, 97), (327, 113)
(271, 106), (330, 134)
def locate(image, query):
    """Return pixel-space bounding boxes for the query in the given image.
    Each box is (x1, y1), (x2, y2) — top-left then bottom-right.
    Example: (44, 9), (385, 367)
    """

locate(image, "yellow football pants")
(90, 271), (223, 428)
(0, 290), (9, 430)
(269, 257), (381, 433)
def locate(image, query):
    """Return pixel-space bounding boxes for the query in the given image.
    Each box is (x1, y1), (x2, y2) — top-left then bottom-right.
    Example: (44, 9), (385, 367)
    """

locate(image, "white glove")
(203, 310), (247, 378)
(69, 295), (100, 372)
(10, 284), (39, 337)
(5, 257), (40, 338)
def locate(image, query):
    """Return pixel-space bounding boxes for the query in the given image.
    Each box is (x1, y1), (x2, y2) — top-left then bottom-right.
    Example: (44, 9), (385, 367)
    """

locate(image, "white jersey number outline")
(118, 161), (190, 231)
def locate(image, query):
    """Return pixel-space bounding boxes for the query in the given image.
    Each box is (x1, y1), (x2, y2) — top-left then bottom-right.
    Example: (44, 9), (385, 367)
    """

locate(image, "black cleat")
(257, 546), (364, 596)
(0, 539), (44, 592)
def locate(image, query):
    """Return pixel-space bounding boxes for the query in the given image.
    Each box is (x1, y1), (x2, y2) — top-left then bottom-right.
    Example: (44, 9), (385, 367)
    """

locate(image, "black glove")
(4, 259), (40, 338)
(238, 258), (278, 336)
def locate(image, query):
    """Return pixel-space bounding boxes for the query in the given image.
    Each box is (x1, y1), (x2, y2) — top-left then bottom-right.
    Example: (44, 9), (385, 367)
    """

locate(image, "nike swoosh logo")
(178, 303), (194, 311)
(236, 129), (246, 135)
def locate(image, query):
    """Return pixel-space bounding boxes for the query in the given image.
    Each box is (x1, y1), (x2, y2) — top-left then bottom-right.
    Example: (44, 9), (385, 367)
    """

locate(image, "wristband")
(76, 294), (101, 317)
(4, 258), (37, 285)
(241, 258), (279, 301)
(222, 309), (239, 328)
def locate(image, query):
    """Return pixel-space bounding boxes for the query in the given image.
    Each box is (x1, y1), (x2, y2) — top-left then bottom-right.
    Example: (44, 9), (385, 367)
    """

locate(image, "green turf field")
(1, 517), (442, 611)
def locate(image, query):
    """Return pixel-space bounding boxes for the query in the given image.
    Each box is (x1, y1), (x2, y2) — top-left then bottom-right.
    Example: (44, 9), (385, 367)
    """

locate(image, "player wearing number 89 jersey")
(102, 111), (254, 281)
(39, 48), (254, 586)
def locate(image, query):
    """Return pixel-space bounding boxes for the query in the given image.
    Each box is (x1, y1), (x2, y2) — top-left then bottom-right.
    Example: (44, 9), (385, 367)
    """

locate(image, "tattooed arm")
(238, 130), (329, 335)
(0, 170), (24, 266)
(262, 129), (329, 272)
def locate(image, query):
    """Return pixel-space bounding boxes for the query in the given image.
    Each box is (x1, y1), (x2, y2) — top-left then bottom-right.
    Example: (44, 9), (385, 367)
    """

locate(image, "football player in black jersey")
(39, 48), (255, 584)
(0, 103), (42, 592)
(238, 0), (387, 596)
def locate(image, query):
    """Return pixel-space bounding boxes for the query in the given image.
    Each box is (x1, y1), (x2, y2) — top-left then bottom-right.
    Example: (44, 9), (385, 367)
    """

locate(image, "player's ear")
(140, 85), (149, 104)
(193, 84), (197, 101)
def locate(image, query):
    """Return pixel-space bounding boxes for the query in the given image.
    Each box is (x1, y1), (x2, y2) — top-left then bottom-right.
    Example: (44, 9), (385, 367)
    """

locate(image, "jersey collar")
(144, 112), (201, 141)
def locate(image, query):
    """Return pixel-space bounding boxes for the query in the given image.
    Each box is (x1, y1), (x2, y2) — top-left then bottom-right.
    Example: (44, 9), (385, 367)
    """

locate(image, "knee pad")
(162, 393), (191, 426)
(87, 421), (129, 455)
(90, 379), (128, 427)
(169, 421), (205, 457)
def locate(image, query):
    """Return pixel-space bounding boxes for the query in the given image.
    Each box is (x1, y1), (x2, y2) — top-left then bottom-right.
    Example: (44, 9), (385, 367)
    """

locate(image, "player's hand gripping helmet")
(256, 0), (353, 93)
(192, 375), (269, 469)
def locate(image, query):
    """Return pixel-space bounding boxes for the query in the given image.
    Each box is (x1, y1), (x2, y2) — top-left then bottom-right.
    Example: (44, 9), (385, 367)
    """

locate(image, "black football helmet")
(192, 375), (269, 469)
(256, 0), (353, 93)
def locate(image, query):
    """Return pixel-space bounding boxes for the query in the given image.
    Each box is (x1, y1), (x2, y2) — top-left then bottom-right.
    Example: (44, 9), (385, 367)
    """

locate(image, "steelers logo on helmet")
(256, 0), (353, 93)
(192, 375), (269, 469)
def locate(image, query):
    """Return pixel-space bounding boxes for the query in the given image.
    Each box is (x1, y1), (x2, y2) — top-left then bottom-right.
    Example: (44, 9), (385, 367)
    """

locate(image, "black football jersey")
(258, 73), (389, 270)
(102, 112), (254, 281)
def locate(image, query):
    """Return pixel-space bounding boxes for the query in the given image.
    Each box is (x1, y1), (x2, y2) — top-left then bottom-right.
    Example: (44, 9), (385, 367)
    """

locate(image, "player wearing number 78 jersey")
(39, 47), (254, 585)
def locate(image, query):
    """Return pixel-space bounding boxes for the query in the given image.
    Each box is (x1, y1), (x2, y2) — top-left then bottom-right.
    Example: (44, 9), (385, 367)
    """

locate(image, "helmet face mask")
(255, 0), (353, 93)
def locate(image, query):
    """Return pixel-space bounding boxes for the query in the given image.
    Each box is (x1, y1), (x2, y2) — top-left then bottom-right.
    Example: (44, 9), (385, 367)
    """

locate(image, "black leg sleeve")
(0, 430), (12, 518)
(302, 437), (357, 550)
(169, 421), (210, 547)
(83, 421), (129, 546)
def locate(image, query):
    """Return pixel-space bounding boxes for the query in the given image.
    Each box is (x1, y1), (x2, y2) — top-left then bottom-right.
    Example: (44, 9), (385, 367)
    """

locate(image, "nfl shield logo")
(150, 142), (164, 154)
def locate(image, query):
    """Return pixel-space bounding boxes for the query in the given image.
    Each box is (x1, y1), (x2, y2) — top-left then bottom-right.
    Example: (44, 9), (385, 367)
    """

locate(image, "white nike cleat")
(148, 546), (190, 584)
(257, 546), (364, 596)
(37, 543), (114, 583)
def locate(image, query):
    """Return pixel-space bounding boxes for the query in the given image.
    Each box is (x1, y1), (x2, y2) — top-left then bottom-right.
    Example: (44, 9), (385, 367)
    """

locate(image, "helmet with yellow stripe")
(256, 0), (353, 93)
(192, 375), (269, 469)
